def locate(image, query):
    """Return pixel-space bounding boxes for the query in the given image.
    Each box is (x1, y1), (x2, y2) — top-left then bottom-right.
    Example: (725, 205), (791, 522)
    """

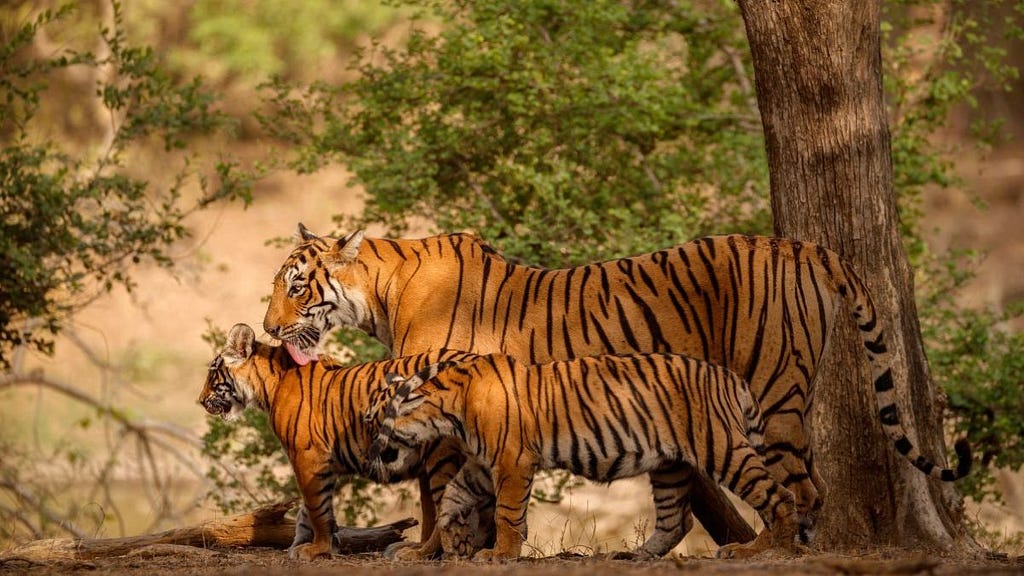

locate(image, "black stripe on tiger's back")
(695, 239), (722, 301)
(365, 239), (385, 262)
(613, 296), (642, 351)
(544, 272), (558, 359)
(381, 238), (407, 261)
(636, 260), (660, 297)
(443, 242), (468, 351)
(477, 252), (497, 336)
(616, 257), (634, 278)
(517, 270), (536, 333)
(575, 266), (592, 347)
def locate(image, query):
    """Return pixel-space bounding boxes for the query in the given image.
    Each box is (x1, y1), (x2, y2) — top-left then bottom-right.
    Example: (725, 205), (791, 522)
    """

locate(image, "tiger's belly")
(542, 441), (675, 484)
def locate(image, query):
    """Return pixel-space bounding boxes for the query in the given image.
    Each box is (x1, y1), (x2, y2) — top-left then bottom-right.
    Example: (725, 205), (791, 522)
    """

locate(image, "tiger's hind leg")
(759, 403), (819, 539)
(438, 460), (496, 558)
(385, 440), (465, 560)
(714, 444), (802, 559)
(630, 464), (695, 559)
(385, 440), (496, 561)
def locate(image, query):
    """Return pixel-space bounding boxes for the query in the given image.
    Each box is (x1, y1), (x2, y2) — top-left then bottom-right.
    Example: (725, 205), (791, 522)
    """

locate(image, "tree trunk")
(735, 0), (971, 549)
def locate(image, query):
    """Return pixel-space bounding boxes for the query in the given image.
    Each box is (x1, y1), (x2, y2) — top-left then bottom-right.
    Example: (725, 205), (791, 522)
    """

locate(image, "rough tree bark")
(735, 0), (972, 550)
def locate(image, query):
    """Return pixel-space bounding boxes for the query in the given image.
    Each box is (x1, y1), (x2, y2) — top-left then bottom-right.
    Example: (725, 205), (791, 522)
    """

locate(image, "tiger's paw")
(716, 541), (764, 560)
(605, 550), (640, 560)
(716, 540), (808, 560)
(606, 549), (660, 561)
(383, 541), (439, 561)
(288, 541), (331, 561)
(440, 524), (482, 558)
(471, 548), (517, 563)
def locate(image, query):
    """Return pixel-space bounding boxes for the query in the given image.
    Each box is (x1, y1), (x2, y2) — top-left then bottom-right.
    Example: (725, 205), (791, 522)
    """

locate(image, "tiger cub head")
(198, 323), (272, 420)
(364, 360), (462, 480)
(262, 223), (371, 366)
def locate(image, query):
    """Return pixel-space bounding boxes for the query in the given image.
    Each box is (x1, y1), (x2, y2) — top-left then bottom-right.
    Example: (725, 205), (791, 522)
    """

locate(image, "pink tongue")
(285, 342), (315, 366)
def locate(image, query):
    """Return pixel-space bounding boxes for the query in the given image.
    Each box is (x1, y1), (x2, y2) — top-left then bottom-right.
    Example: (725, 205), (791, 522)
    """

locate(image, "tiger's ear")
(295, 222), (319, 243)
(223, 324), (256, 365)
(384, 372), (406, 387)
(324, 230), (365, 269)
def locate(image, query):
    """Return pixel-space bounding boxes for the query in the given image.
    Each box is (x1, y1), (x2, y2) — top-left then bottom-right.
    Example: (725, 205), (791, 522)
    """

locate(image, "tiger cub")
(364, 352), (804, 561)
(197, 323), (489, 560)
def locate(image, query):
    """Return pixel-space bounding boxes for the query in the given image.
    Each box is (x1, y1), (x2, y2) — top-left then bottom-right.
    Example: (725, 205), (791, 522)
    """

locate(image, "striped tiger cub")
(263, 225), (968, 548)
(364, 353), (805, 561)
(366, 353), (971, 560)
(197, 323), (489, 560)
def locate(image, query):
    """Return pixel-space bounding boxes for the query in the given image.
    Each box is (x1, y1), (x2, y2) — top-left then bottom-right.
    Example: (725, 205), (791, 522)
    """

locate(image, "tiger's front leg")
(471, 463), (533, 562)
(289, 505), (313, 554)
(288, 455), (337, 561)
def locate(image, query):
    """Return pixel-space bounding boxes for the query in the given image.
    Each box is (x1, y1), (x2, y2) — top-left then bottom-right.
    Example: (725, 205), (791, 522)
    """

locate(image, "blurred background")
(1, 0), (1022, 556)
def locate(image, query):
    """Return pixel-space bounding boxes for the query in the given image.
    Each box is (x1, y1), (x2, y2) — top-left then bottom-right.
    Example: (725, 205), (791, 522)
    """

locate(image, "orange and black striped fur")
(263, 225), (971, 541)
(197, 323), (488, 560)
(365, 353), (804, 560)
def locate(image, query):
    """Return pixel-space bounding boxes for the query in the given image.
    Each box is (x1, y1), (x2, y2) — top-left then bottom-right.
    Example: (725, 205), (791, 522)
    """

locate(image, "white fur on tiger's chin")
(285, 341), (317, 366)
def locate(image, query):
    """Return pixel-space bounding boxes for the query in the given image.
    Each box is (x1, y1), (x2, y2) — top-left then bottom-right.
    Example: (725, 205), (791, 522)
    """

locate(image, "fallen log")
(0, 501), (417, 564)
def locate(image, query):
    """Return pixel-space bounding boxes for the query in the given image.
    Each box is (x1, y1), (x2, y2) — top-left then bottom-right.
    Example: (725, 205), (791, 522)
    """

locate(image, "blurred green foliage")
(261, 0), (770, 267)
(173, 0), (399, 84)
(920, 255), (1024, 503)
(0, 2), (250, 370)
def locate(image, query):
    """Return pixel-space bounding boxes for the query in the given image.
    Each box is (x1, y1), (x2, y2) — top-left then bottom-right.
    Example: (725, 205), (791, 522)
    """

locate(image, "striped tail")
(365, 361), (459, 463)
(835, 256), (972, 481)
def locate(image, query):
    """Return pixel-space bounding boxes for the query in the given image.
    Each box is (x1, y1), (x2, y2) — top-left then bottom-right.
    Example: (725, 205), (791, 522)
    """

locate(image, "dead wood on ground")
(0, 501), (417, 564)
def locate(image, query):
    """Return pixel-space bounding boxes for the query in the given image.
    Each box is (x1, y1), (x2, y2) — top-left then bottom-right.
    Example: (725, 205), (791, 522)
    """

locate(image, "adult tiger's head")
(198, 323), (272, 420)
(263, 223), (375, 366)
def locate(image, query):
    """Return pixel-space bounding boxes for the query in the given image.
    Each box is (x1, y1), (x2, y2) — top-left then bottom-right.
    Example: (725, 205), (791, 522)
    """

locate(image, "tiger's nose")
(263, 316), (281, 338)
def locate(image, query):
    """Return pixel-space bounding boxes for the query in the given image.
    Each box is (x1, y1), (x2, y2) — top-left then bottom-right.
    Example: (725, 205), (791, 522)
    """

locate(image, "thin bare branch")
(0, 502), (43, 540)
(0, 479), (88, 539)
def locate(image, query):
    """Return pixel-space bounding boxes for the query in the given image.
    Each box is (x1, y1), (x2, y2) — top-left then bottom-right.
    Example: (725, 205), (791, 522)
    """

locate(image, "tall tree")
(735, 0), (971, 549)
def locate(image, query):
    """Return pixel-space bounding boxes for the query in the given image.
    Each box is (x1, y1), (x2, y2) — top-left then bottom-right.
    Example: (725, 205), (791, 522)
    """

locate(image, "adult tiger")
(261, 225), (941, 549)
(197, 323), (490, 560)
(363, 353), (805, 561)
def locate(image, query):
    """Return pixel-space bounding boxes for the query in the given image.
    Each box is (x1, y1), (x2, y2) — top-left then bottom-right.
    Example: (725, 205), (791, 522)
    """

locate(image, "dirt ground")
(2, 545), (1023, 576)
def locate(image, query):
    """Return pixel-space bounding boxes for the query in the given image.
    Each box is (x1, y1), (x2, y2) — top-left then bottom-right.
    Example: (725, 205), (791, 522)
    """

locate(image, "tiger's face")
(263, 224), (372, 366)
(198, 324), (261, 421)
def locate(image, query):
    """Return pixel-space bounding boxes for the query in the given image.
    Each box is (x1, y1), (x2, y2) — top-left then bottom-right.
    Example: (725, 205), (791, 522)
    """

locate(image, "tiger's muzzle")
(201, 395), (233, 416)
